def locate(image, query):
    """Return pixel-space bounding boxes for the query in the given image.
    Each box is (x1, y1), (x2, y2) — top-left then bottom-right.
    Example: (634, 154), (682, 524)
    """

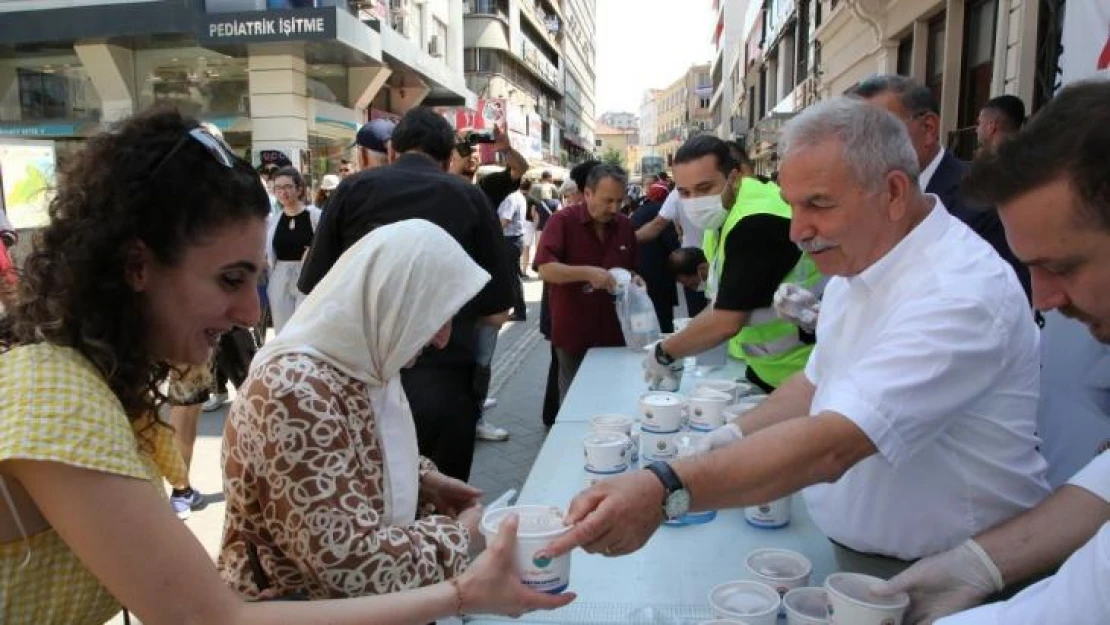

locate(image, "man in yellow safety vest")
(643, 136), (822, 393)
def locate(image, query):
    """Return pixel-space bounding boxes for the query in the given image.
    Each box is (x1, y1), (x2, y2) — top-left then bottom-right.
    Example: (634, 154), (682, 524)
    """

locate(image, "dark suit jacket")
(630, 199), (680, 308)
(927, 150), (1031, 300)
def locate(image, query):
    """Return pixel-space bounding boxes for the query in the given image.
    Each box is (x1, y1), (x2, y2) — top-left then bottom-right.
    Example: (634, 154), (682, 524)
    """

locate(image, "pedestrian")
(221, 220), (490, 600)
(298, 106), (516, 480)
(630, 181), (679, 333)
(496, 182), (528, 320)
(165, 362), (211, 519)
(519, 179), (543, 277)
(0, 104), (573, 625)
(355, 117), (395, 171)
(975, 94), (1025, 156)
(535, 163), (638, 399)
(266, 166), (320, 334)
(338, 158), (356, 177)
(315, 173), (341, 208)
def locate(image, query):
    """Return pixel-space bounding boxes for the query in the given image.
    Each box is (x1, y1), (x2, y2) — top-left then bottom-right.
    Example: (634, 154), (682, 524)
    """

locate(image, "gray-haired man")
(539, 97), (1049, 578)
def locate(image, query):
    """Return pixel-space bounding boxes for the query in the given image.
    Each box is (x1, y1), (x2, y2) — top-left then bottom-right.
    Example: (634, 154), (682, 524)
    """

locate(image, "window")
(796, 0), (811, 81)
(926, 13), (946, 106)
(956, 0), (998, 158)
(896, 33), (913, 77)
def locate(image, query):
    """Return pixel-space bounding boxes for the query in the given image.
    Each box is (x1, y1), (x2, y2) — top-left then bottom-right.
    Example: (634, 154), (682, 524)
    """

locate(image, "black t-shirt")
(714, 214), (801, 312)
(298, 153), (516, 367)
(272, 211), (314, 261)
(477, 167), (520, 209)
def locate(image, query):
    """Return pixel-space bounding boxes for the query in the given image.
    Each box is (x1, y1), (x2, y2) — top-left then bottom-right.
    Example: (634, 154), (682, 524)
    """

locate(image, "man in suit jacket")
(852, 75), (1031, 299)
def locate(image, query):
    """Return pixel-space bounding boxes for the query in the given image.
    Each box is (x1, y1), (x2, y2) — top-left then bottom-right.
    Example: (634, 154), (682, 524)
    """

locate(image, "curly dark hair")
(0, 105), (269, 425)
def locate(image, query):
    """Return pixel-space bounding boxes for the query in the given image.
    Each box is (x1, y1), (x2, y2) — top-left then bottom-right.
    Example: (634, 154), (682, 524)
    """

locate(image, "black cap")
(355, 118), (396, 152)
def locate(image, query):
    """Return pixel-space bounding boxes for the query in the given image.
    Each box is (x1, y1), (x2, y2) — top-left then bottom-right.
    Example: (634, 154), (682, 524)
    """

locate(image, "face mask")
(682, 194), (727, 230)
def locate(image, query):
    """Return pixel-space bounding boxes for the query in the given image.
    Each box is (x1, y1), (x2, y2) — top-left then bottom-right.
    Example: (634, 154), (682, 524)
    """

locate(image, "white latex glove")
(705, 422), (743, 450)
(871, 539), (1004, 625)
(642, 345), (683, 392)
(773, 283), (820, 334)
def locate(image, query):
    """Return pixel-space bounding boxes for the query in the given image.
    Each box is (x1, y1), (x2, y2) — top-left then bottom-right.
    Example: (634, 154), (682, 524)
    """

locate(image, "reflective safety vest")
(703, 178), (823, 387)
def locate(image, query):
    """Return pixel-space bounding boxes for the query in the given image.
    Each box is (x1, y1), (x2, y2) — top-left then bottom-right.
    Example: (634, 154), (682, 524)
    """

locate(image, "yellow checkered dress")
(0, 343), (186, 625)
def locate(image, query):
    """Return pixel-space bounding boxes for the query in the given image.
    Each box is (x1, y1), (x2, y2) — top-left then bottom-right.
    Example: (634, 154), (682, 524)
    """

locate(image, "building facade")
(0, 0), (470, 192)
(461, 0), (566, 165)
(654, 63), (711, 167)
(709, 0), (750, 140)
(594, 121), (639, 176)
(559, 0), (597, 163)
(597, 110), (638, 131)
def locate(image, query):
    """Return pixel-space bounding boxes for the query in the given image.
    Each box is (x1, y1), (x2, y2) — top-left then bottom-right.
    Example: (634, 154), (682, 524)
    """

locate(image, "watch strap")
(654, 342), (676, 366)
(645, 461), (683, 495)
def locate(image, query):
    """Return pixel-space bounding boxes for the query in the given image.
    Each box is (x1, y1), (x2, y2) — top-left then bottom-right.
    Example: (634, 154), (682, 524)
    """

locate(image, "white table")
(465, 348), (838, 624)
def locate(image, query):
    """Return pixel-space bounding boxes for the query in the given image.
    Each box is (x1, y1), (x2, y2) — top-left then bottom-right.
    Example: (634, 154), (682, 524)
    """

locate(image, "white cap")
(320, 174), (341, 191)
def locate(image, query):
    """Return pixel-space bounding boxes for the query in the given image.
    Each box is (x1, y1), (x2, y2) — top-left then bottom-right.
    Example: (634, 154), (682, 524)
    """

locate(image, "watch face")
(664, 488), (691, 519)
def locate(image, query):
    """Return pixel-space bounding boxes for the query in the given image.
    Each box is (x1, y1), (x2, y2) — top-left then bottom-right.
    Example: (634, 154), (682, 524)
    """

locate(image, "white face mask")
(682, 194), (727, 230)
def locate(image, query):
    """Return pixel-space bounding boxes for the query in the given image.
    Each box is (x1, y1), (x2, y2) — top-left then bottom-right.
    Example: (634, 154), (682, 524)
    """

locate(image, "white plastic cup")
(696, 379), (741, 402)
(824, 573), (909, 625)
(708, 580), (782, 625)
(590, 413), (638, 462)
(480, 505), (572, 594)
(583, 431), (631, 474)
(745, 548), (813, 615)
(640, 429), (677, 460)
(744, 496), (791, 528)
(783, 587), (829, 625)
(688, 391), (731, 430)
(639, 391), (686, 432)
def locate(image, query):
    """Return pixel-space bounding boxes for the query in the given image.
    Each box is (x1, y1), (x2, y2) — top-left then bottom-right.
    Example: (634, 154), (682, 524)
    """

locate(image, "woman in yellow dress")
(0, 106), (574, 625)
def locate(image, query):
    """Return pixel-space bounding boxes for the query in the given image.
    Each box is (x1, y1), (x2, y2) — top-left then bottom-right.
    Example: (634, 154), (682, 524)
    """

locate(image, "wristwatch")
(645, 461), (690, 521)
(654, 341), (676, 366)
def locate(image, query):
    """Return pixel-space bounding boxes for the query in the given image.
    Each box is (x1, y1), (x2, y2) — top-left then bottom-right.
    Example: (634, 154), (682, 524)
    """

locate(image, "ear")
(920, 112), (942, 147)
(885, 170), (914, 221)
(123, 240), (153, 292)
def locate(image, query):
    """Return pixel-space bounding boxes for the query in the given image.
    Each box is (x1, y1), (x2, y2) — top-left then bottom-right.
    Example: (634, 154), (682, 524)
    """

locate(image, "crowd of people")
(0, 74), (1106, 625)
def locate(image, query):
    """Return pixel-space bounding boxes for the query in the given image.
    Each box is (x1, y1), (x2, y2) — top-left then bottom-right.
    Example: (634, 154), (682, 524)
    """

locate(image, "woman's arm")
(6, 459), (572, 625)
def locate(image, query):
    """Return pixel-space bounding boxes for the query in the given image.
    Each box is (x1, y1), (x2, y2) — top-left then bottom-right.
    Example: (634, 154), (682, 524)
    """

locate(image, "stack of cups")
(582, 430), (632, 488)
(638, 391), (686, 461)
(590, 414), (638, 463)
(744, 496), (792, 529)
(687, 387), (732, 432)
(668, 432), (716, 525)
(824, 573), (909, 625)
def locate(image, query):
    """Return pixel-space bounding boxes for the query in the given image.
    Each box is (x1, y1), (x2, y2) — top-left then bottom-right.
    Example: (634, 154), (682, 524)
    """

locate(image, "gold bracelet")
(448, 577), (465, 616)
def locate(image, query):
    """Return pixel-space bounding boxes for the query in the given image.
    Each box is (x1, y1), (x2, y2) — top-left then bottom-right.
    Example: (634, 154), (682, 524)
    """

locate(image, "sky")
(594, 0), (717, 115)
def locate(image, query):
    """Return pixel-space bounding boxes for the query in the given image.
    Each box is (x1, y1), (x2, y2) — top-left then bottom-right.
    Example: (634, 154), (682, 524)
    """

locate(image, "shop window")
(897, 33), (913, 77)
(0, 56), (101, 124)
(308, 64), (348, 104)
(136, 50), (249, 117)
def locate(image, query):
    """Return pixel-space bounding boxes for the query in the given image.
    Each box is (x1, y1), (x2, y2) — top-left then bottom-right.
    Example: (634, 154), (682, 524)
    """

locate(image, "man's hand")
(643, 342), (682, 391)
(421, 471), (484, 517)
(773, 283), (820, 333)
(491, 123), (512, 152)
(871, 539), (1003, 625)
(705, 422), (743, 450)
(539, 470), (665, 558)
(585, 267), (618, 293)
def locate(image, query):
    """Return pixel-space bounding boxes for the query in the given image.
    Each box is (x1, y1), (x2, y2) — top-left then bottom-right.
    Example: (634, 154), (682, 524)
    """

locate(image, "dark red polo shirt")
(534, 202), (638, 356)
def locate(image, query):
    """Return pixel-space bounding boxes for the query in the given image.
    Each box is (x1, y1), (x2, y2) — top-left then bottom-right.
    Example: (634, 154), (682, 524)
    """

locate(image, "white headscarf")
(253, 219), (490, 525)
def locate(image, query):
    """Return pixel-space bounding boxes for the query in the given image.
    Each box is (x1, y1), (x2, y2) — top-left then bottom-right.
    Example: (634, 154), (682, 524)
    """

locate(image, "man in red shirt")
(535, 163), (638, 399)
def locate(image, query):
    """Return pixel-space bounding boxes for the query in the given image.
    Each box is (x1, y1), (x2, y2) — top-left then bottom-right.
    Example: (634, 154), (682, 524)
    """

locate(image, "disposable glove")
(642, 343), (683, 392)
(773, 283), (820, 333)
(871, 538), (1004, 625)
(705, 422), (744, 450)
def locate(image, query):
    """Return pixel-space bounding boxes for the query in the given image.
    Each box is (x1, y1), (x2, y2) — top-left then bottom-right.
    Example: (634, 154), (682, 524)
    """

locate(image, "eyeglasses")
(149, 127), (237, 179)
(274, 183), (298, 192)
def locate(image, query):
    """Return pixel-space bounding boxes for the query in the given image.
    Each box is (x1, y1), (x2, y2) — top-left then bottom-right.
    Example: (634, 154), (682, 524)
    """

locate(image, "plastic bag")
(615, 280), (661, 351)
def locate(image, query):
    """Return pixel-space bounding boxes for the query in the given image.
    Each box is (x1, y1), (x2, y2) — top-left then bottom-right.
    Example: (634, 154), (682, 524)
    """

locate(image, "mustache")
(797, 237), (838, 254)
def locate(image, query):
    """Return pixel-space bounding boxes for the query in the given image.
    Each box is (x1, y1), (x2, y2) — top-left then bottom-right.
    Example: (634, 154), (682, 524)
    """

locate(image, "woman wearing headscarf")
(266, 166), (321, 334)
(219, 219), (497, 600)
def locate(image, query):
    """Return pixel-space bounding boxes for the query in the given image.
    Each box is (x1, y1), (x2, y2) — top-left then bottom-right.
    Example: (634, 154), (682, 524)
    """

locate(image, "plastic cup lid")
(481, 504), (569, 539)
(746, 548), (812, 581)
(584, 431), (629, 447)
(641, 392), (683, 406)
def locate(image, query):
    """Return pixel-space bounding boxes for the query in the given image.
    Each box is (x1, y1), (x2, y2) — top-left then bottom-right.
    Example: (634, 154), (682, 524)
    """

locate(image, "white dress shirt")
(658, 189), (704, 248)
(918, 147), (946, 192)
(802, 198), (1050, 560)
(1037, 311), (1110, 487)
(936, 522), (1110, 625)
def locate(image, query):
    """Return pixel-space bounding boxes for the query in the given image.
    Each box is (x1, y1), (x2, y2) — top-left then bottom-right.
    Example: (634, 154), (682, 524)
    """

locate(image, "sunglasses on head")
(150, 126), (237, 179)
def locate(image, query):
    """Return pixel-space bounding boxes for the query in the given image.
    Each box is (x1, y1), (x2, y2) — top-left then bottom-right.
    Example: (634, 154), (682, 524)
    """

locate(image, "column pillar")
(940, 0), (966, 143)
(248, 42), (308, 169)
(911, 19), (929, 81)
(0, 64), (19, 122)
(74, 42), (136, 123)
(349, 65), (392, 113)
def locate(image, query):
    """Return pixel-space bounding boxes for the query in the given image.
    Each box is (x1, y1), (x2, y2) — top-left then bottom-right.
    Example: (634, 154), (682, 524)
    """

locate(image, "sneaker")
(483, 397), (498, 410)
(170, 488), (206, 520)
(202, 392), (228, 412)
(475, 421), (510, 442)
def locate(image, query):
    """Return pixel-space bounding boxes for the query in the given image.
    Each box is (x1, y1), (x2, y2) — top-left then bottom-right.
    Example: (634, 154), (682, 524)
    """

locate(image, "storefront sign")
(198, 9), (337, 43)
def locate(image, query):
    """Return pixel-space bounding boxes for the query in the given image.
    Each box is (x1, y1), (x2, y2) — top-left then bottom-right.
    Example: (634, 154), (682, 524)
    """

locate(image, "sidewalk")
(106, 277), (550, 624)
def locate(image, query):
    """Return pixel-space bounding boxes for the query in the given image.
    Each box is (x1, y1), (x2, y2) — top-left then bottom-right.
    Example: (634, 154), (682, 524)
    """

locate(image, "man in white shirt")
(873, 79), (1110, 625)
(498, 187), (527, 322)
(539, 97), (1049, 573)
